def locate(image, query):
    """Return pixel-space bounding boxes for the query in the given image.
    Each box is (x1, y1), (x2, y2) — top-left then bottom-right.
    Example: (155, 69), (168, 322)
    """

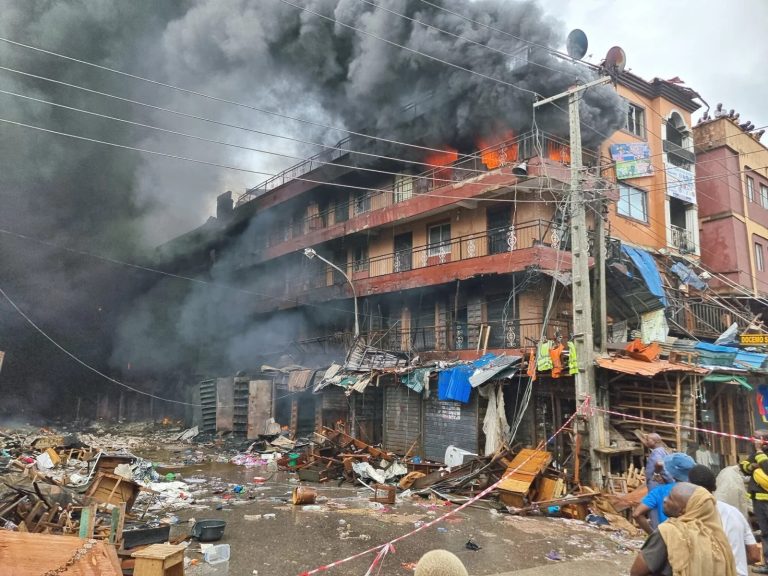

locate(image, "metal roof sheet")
(596, 356), (709, 377)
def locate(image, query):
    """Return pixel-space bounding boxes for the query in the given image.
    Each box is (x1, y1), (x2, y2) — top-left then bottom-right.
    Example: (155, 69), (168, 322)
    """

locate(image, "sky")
(545, 0), (768, 130)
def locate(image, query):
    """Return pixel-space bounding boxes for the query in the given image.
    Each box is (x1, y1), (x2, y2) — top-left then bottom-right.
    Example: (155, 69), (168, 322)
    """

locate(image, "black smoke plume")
(0, 0), (626, 418)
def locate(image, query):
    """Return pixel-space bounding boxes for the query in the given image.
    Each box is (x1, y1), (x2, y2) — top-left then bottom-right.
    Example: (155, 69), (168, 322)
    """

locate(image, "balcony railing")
(293, 320), (570, 355)
(237, 137), (353, 206)
(292, 219), (561, 292)
(250, 130), (605, 248)
(667, 295), (734, 339)
(670, 225), (696, 254)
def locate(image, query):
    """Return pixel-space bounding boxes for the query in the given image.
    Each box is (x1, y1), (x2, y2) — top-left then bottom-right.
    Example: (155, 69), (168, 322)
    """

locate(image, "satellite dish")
(566, 29), (588, 60)
(604, 46), (627, 75)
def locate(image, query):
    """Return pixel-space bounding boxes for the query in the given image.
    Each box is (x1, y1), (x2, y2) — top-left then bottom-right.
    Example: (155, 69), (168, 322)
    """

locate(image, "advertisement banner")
(610, 143), (653, 180)
(666, 164), (696, 204)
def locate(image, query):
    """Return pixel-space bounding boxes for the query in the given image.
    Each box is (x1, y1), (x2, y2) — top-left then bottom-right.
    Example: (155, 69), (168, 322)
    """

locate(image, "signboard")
(610, 143), (653, 180)
(740, 334), (768, 346)
(666, 164), (696, 204)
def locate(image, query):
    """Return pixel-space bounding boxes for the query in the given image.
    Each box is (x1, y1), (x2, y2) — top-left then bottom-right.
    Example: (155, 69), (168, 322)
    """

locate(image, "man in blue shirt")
(643, 433), (673, 490)
(634, 452), (695, 534)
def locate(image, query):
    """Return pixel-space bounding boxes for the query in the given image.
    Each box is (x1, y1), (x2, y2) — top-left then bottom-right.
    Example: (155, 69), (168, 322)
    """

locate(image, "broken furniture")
(131, 543), (186, 576)
(85, 471), (141, 512)
(496, 448), (553, 507)
(0, 530), (122, 576)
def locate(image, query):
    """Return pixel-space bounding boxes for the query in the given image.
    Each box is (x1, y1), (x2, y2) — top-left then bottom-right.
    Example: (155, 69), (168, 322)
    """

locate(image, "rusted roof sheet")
(596, 356), (709, 377)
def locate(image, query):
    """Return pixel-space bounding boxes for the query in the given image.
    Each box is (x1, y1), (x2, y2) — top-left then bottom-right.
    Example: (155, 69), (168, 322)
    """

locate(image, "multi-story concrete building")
(695, 111), (768, 298)
(156, 69), (715, 461)
(603, 75), (700, 256)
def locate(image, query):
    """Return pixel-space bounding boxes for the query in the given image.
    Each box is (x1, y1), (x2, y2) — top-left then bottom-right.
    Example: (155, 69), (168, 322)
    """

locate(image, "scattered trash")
(545, 550), (563, 561)
(465, 538), (481, 551)
(203, 543), (231, 565)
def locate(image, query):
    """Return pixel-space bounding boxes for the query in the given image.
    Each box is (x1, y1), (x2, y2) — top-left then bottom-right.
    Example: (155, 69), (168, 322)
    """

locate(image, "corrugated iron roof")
(596, 356), (709, 377)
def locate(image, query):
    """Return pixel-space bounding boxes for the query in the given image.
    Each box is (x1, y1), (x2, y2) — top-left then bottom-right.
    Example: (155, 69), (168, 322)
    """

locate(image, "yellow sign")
(740, 334), (768, 345)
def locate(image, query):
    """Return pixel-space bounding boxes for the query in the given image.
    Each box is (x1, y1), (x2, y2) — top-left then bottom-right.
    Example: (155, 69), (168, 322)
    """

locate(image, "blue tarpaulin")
(670, 262), (707, 291)
(735, 350), (768, 369)
(622, 245), (668, 306)
(438, 365), (473, 403)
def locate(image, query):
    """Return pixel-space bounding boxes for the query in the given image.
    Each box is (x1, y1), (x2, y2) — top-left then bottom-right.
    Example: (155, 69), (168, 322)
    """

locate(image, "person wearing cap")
(688, 464), (759, 576)
(634, 452), (695, 534)
(739, 429), (768, 573)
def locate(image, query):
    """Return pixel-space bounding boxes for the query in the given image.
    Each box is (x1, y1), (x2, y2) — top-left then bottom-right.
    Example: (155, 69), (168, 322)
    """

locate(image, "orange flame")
(477, 131), (518, 169)
(546, 141), (571, 164)
(424, 147), (459, 167)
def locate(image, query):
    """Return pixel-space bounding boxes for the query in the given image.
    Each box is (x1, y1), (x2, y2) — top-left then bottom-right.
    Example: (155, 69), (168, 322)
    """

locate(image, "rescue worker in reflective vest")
(739, 429), (768, 574)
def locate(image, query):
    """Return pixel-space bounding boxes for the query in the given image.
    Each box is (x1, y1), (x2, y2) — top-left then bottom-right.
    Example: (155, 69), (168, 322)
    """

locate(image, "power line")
(0, 36), (486, 161)
(0, 65), (484, 175)
(0, 87), (471, 189)
(416, 0), (567, 61)
(0, 283), (198, 406)
(275, 0), (541, 98)
(355, 0), (580, 81)
(0, 115), (580, 204)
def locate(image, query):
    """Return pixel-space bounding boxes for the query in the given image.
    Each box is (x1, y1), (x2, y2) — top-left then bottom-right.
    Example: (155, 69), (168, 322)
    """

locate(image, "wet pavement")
(147, 460), (640, 576)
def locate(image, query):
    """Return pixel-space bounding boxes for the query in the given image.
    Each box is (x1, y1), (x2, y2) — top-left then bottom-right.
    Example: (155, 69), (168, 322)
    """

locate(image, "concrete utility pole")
(534, 76), (610, 487)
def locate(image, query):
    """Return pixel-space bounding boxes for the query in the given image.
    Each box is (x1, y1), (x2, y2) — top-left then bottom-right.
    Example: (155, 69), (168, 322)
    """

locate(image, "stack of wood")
(607, 463), (646, 494)
(288, 426), (399, 483)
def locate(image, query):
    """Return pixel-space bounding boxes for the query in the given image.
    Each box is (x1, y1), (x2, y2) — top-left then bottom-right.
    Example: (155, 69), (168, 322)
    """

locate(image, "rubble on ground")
(1, 420), (646, 574)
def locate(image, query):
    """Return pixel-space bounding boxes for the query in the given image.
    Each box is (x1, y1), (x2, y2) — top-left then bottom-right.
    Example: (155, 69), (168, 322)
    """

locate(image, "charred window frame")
(625, 102), (646, 139)
(354, 192), (371, 215)
(427, 222), (451, 257)
(617, 184), (648, 223)
(352, 243), (369, 273)
(394, 174), (414, 203)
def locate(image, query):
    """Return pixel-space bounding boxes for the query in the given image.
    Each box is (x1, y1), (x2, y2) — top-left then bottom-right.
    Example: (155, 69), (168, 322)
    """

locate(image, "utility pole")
(534, 76), (610, 487)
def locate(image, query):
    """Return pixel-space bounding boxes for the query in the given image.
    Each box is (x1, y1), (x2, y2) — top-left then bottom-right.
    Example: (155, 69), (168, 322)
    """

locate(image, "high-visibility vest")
(537, 341), (553, 371)
(567, 341), (579, 375)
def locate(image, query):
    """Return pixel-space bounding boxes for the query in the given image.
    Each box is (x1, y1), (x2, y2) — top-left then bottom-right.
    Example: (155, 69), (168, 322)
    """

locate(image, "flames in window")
(546, 140), (571, 164)
(477, 131), (518, 170)
(424, 147), (459, 168)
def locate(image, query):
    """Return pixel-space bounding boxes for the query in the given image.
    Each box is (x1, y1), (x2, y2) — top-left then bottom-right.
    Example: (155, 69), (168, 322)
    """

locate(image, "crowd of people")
(630, 430), (768, 576)
(409, 429), (768, 576)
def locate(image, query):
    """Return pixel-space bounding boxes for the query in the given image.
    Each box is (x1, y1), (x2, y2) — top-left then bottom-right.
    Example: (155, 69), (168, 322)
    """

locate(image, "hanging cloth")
(536, 341), (553, 371)
(567, 341), (579, 375)
(550, 343), (565, 378)
(526, 348), (537, 382)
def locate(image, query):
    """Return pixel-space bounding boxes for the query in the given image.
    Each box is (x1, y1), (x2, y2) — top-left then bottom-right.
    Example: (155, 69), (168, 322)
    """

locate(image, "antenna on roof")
(566, 29), (588, 60)
(603, 46), (626, 75)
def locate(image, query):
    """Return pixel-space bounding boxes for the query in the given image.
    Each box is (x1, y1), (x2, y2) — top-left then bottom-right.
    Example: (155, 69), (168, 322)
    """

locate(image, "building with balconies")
(695, 109), (768, 301)
(602, 74), (701, 257)
(155, 69), (724, 464)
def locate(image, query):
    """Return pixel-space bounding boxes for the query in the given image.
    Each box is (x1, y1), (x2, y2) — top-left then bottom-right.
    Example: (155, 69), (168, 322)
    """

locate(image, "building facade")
(695, 112), (768, 297)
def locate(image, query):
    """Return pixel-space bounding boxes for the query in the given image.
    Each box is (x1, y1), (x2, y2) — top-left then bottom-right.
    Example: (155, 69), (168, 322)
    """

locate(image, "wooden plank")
(727, 392), (737, 462)
(79, 504), (96, 539)
(675, 374), (682, 450)
(0, 531), (122, 576)
(108, 503), (126, 546)
(215, 377), (235, 433)
(247, 379), (273, 439)
(497, 449), (552, 495)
